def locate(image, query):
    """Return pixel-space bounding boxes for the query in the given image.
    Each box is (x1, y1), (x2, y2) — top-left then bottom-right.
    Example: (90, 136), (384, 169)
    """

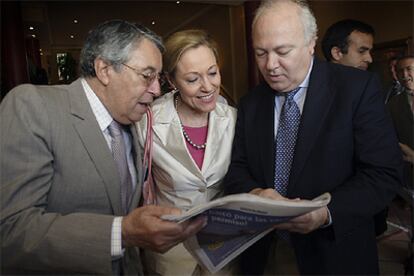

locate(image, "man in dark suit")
(224, 0), (401, 274)
(388, 55), (414, 188)
(321, 19), (389, 237)
(0, 20), (205, 275)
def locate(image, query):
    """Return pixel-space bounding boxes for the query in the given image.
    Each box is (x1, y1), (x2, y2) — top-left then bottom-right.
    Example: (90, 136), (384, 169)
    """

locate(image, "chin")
(198, 102), (216, 114)
(129, 113), (144, 124)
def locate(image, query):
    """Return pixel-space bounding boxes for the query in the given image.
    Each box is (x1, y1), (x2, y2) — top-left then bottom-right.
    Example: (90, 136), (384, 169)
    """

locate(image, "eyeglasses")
(121, 63), (166, 87)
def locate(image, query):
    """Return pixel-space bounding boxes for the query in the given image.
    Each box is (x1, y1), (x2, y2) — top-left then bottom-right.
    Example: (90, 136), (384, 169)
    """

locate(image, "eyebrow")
(142, 66), (157, 72)
(359, 46), (371, 51)
(254, 44), (294, 51)
(182, 65), (218, 76)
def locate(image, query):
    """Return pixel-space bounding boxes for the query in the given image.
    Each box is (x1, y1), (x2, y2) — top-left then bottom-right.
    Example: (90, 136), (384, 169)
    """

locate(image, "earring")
(170, 87), (179, 93)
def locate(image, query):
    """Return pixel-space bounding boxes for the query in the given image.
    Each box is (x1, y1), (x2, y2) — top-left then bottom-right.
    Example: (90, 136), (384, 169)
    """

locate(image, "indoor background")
(1, 0), (413, 102)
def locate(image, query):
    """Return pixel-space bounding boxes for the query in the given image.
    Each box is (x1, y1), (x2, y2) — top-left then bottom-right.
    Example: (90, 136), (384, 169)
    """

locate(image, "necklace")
(174, 94), (207, 150)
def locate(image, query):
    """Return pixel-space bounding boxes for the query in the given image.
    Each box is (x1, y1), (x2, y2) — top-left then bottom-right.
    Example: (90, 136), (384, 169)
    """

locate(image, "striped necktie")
(108, 120), (133, 213)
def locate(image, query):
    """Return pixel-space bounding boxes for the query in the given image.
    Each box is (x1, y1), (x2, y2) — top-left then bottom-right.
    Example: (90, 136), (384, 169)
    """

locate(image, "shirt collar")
(81, 78), (113, 132)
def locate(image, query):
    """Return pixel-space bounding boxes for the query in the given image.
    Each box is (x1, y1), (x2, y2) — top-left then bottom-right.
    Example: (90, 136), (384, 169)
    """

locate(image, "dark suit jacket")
(224, 59), (402, 275)
(387, 92), (414, 188)
(0, 79), (144, 275)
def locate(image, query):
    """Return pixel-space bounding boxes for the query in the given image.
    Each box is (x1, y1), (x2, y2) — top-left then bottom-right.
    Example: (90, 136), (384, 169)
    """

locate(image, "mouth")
(197, 92), (215, 101)
(268, 74), (284, 81)
(137, 102), (151, 110)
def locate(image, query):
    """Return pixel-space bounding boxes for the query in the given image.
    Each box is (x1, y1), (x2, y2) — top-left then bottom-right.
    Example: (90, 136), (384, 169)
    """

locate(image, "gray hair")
(253, 0), (318, 45)
(80, 20), (164, 77)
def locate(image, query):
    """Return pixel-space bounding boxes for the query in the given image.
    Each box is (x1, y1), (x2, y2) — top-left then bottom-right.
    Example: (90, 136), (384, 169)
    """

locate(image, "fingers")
(121, 206), (206, 253)
(273, 207), (328, 234)
(399, 143), (414, 163)
(181, 216), (207, 237)
(250, 188), (285, 200)
(143, 205), (183, 217)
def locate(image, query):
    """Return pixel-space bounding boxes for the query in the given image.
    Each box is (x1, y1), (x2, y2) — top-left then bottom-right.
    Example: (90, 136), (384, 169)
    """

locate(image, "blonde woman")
(136, 29), (237, 275)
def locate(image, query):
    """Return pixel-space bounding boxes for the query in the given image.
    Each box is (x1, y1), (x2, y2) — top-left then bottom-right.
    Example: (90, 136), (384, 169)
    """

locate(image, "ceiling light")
(29, 26), (34, 30)
(39, 48), (42, 52)
(31, 34), (36, 38)
(151, 21), (155, 25)
(73, 19), (78, 24)
(176, 1), (180, 3)
(70, 35), (75, 39)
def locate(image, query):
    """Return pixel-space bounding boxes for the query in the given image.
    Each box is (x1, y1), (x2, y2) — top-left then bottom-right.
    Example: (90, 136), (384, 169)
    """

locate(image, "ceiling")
(21, 1), (245, 51)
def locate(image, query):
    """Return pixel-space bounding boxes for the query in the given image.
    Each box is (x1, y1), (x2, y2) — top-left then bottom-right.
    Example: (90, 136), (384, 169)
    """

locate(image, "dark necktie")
(108, 120), (133, 213)
(274, 87), (301, 241)
(274, 87), (301, 195)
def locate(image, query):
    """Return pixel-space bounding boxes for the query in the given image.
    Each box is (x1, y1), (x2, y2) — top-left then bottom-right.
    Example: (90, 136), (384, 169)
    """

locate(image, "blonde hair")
(163, 29), (219, 76)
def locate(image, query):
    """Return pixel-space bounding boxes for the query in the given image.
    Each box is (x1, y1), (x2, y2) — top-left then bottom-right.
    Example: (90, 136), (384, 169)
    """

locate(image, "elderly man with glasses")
(0, 20), (205, 275)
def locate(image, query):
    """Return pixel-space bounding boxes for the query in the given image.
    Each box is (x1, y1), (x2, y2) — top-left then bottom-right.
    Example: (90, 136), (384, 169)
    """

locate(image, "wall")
(310, 0), (413, 58)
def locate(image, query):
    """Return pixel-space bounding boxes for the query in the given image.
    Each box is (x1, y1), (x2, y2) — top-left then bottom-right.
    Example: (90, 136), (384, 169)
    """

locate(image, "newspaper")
(162, 192), (331, 273)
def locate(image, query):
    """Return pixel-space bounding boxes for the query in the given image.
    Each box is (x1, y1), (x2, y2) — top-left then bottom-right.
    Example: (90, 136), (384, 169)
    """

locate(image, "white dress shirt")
(81, 78), (136, 258)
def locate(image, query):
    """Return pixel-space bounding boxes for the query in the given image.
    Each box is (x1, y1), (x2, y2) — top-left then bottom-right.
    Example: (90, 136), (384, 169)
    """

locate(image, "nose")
(147, 78), (161, 97)
(266, 53), (279, 71)
(200, 77), (214, 92)
(365, 52), (373, 64)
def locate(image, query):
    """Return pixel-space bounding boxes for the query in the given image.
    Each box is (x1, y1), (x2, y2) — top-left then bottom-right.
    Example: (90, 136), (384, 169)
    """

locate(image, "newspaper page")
(162, 192), (331, 273)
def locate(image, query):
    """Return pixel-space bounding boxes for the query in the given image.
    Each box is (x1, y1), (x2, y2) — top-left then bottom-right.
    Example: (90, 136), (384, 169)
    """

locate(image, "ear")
(308, 39), (316, 55)
(94, 58), (111, 86)
(166, 74), (178, 92)
(330, 47), (343, 62)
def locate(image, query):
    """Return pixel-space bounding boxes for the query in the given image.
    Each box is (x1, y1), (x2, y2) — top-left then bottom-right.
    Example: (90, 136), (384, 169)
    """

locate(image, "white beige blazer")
(136, 92), (237, 210)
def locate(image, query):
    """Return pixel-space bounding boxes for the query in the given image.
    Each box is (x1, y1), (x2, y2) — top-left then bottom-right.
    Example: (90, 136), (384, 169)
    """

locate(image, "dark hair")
(397, 55), (414, 65)
(80, 20), (164, 77)
(321, 19), (375, 61)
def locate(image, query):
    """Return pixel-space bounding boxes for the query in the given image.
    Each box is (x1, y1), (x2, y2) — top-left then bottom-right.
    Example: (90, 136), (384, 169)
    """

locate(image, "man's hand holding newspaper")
(162, 192), (331, 273)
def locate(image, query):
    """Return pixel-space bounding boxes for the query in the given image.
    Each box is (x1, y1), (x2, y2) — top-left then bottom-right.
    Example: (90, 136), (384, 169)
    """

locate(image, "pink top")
(183, 125), (208, 169)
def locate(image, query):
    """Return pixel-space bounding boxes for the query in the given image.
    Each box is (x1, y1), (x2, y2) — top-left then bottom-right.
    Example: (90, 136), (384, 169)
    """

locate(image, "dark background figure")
(387, 54), (413, 276)
(321, 18), (390, 237)
(387, 55), (414, 190)
(27, 57), (49, 85)
(321, 19), (374, 71)
(385, 55), (404, 104)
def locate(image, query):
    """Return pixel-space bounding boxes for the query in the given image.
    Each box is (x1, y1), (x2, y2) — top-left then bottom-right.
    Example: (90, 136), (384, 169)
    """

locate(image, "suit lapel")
(258, 84), (277, 188)
(201, 107), (229, 174)
(398, 94), (414, 125)
(68, 79), (123, 215)
(288, 60), (335, 194)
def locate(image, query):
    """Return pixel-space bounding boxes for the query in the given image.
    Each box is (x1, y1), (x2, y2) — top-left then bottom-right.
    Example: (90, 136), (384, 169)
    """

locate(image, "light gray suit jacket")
(0, 79), (143, 274)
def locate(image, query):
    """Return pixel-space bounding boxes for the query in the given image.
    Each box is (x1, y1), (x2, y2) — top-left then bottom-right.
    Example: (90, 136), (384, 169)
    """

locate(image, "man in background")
(322, 19), (374, 70)
(385, 56), (403, 104)
(224, 0), (401, 274)
(0, 20), (205, 275)
(387, 55), (414, 189)
(322, 18), (390, 237)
